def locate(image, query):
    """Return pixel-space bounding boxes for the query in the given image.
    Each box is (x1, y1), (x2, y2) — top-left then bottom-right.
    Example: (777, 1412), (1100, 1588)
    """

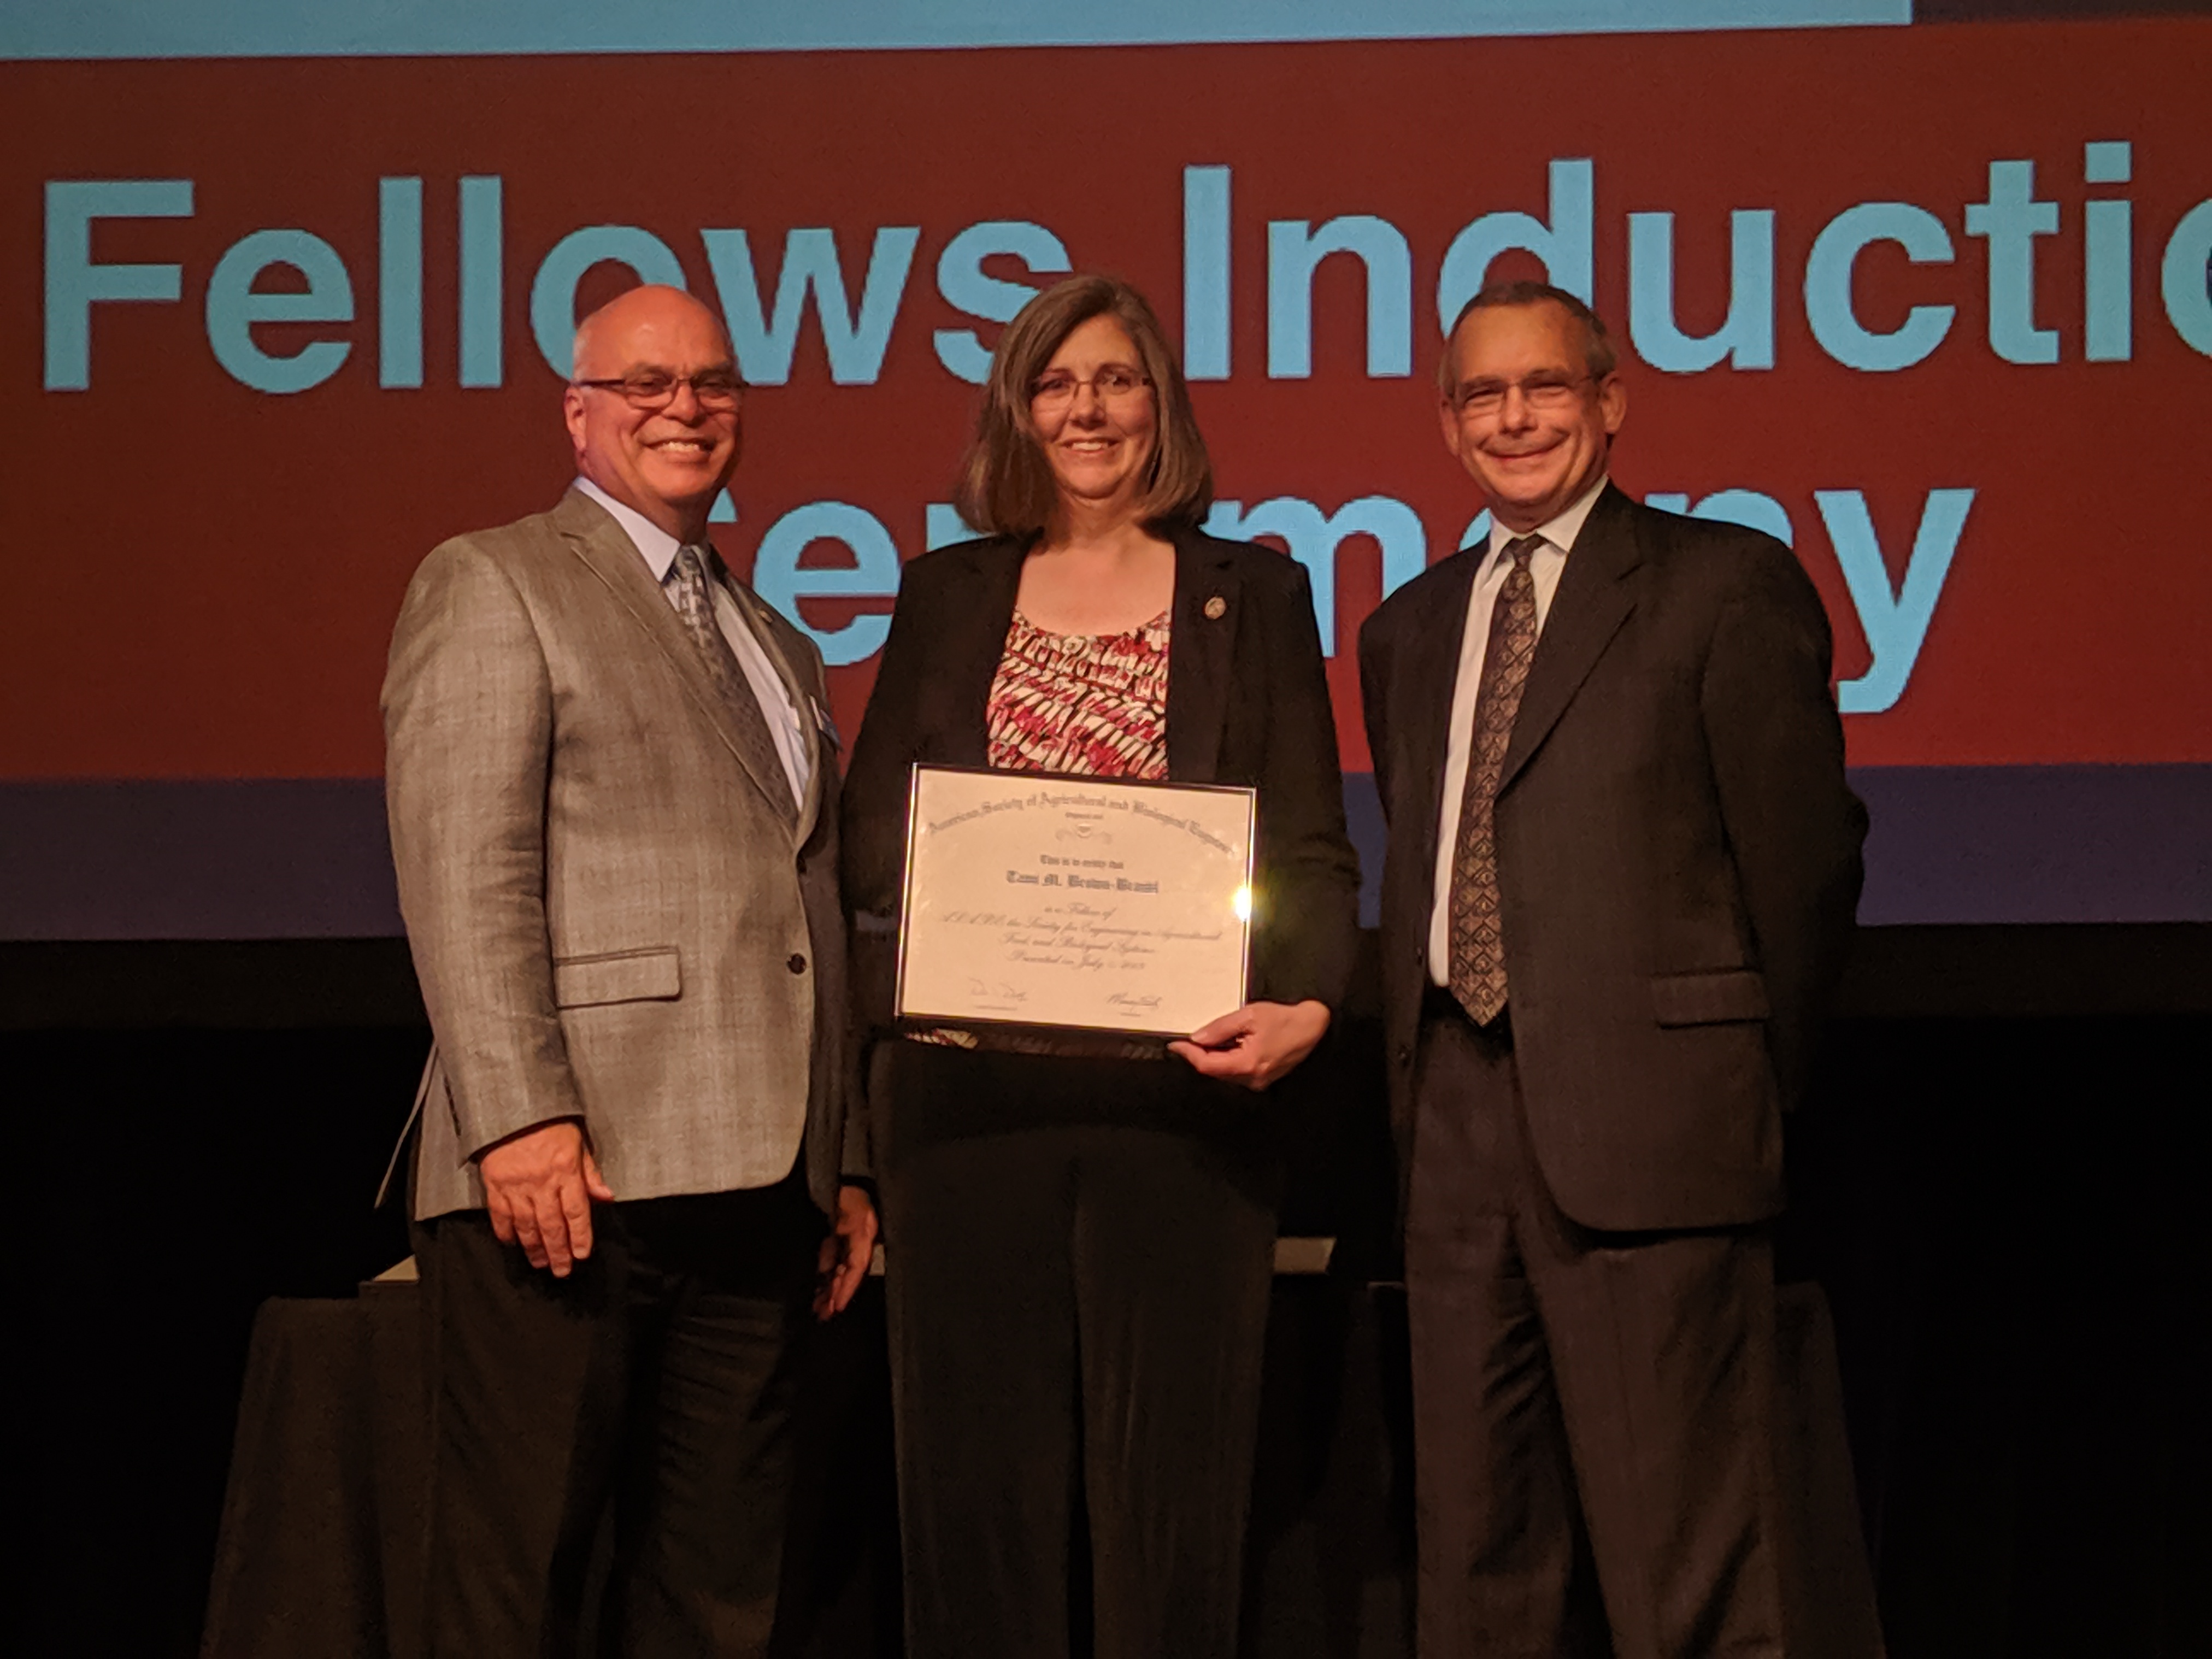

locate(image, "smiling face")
(1029, 314), (1159, 522)
(563, 285), (740, 542)
(1438, 299), (1626, 533)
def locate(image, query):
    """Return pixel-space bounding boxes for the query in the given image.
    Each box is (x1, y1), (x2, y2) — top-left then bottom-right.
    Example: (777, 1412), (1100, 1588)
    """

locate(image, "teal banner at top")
(5, 1), (1910, 61)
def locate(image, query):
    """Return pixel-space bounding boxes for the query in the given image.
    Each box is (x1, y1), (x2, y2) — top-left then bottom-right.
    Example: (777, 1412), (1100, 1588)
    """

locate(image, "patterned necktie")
(1448, 534), (1543, 1025)
(667, 544), (798, 828)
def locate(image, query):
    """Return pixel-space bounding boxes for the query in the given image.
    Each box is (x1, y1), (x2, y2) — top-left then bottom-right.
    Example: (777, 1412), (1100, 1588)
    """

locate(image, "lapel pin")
(1203, 595), (1228, 620)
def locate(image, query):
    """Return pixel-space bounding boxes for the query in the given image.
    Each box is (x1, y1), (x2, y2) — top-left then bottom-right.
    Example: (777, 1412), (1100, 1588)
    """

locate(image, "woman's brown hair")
(952, 274), (1213, 540)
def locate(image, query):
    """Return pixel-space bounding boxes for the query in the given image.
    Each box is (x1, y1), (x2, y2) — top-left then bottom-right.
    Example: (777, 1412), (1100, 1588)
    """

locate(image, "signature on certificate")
(966, 978), (1031, 1013)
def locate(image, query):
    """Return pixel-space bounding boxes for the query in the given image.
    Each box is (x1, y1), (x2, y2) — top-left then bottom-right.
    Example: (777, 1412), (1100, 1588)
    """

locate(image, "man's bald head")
(563, 285), (744, 543)
(571, 285), (733, 380)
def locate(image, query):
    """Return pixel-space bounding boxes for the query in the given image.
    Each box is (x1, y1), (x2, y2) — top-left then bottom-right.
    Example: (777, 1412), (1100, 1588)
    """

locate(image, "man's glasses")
(573, 369), (746, 411)
(1448, 372), (1593, 419)
(1028, 365), (1152, 411)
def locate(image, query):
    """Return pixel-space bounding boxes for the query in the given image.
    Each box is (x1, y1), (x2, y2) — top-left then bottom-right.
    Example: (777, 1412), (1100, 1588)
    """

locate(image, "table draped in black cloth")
(200, 1289), (427, 1659)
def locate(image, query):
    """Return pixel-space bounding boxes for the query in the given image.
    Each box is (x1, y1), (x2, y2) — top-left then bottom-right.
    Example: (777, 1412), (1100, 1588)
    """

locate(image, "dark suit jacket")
(844, 527), (1361, 1023)
(1358, 485), (1866, 1233)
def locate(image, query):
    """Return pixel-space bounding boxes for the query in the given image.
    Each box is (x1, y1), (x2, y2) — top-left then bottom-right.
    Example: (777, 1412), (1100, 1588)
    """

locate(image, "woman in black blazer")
(842, 274), (1359, 1658)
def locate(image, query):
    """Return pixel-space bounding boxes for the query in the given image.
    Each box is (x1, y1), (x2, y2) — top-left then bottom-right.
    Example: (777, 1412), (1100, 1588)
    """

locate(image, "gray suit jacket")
(1360, 485), (1865, 1234)
(381, 487), (862, 1221)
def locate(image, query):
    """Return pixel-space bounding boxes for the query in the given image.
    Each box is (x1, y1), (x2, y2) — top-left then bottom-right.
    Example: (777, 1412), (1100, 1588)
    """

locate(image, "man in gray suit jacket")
(1359, 283), (1866, 1658)
(383, 284), (876, 1657)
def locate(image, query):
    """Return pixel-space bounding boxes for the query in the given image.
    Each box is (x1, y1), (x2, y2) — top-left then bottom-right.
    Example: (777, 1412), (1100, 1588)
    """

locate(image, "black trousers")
(411, 1177), (822, 1659)
(1405, 998), (1786, 1659)
(876, 1042), (1280, 1659)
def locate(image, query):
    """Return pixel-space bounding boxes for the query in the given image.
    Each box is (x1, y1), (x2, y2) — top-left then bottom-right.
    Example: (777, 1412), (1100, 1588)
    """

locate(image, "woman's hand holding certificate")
(1167, 998), (1333, 1090)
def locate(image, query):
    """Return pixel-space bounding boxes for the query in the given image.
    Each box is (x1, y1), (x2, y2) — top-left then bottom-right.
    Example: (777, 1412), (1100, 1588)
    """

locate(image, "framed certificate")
(895, 764), (1257, 1038)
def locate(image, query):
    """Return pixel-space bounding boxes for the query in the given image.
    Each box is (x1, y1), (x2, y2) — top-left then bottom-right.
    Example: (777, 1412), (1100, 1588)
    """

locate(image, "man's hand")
(1168, 999), (1332, 1091)
(815, 1184), (880, 1321)
(477, 1119), (615, 1278)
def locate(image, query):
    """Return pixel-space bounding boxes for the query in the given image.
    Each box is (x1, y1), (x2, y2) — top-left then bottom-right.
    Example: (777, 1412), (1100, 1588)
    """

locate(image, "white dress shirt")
(1426, 473), (1611, 984)
(575, 478), (812, 812)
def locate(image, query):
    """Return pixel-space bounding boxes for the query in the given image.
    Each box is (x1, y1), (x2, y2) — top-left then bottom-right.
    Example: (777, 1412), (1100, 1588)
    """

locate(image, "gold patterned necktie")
(667, 544), (798, 828)
(1448, 534), (1543, 1025)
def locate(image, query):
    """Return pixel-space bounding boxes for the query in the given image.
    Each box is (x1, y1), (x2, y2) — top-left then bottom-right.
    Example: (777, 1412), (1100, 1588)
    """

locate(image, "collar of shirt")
(574, 476), (687, 580)
(1482, 472), (1611, 571)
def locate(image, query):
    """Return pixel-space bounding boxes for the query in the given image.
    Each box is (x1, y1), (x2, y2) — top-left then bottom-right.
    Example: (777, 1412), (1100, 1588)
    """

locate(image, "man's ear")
(562, 386), (589, 457)
(1438, 391), (1466, 463)
(1598, 373), (1628, 437)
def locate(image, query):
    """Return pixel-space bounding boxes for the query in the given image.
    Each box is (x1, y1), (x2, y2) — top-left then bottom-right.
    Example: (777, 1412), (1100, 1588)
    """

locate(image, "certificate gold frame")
(894, 764), (1257, 1038)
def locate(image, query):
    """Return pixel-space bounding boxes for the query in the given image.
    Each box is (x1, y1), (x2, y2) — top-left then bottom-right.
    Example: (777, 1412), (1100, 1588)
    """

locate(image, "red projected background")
(3, 20), (2208, 933)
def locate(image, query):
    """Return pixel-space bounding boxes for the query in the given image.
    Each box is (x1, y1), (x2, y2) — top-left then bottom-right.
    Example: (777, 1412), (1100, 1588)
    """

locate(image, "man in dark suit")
(1358, 280), (1866, 1658)
(383, 285), (876, 1657)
